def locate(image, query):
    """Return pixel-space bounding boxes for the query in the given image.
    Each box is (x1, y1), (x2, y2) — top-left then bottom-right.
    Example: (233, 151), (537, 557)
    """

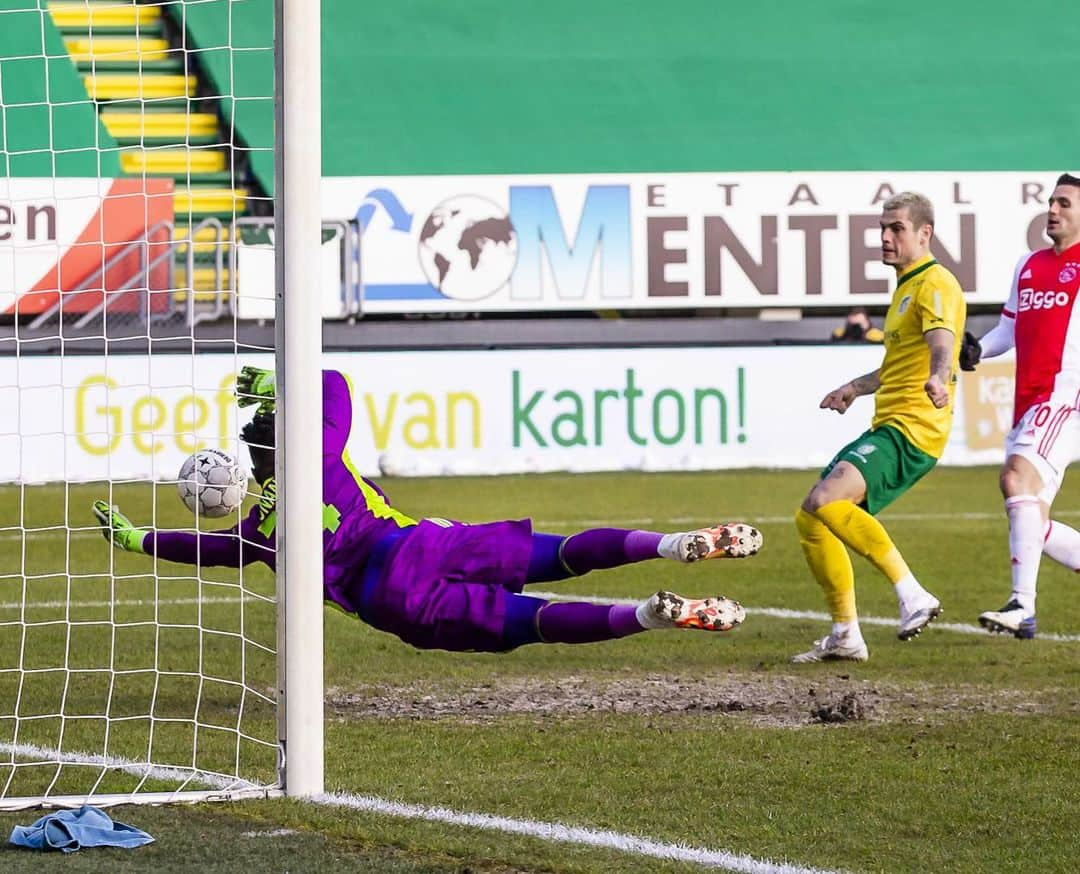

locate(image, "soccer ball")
(177, 448), (248, 518)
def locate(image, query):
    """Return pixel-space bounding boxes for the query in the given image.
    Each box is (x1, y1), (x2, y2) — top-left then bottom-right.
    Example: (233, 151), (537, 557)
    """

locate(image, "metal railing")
(28, 221), (175, 330)
(25, 215), (364, 330)
(182, 216), (228, 326)
(231, 217), (360, 320)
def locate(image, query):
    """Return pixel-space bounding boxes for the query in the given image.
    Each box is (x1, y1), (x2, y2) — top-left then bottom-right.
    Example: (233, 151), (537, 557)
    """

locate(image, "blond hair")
(882, 191), (934, 230)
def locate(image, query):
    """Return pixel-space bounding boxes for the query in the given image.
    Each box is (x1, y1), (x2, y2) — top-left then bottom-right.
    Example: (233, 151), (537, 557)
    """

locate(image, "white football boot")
(978, 599), (1037, 640)
(897, 595), (942, 641)
(664, 522), (763, 562)
(637, 590), (746, 632)
(791, 633), (869, 663)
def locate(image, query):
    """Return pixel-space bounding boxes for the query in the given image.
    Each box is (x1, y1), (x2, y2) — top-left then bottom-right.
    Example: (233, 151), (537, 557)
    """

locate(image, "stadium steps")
(50, 0), (257, 322)
(172, 225), (235, 305)
(176, 266), (232, 294)
(173, 223), (238, 258)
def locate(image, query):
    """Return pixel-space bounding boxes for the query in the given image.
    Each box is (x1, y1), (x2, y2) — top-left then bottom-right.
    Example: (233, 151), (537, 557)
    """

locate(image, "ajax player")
(93, 368), (763, 652)
(966, 173), (1080, 639)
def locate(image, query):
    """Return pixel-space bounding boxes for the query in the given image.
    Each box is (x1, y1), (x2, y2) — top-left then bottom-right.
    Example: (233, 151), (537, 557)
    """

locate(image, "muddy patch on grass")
(327, 673), (1064, 728)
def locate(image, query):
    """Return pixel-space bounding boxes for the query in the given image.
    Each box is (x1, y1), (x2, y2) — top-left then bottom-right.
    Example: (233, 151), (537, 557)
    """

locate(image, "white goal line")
(315, 790), (839, 874)
(1, 740), (836, 873)
(2, 591), (1078, 642)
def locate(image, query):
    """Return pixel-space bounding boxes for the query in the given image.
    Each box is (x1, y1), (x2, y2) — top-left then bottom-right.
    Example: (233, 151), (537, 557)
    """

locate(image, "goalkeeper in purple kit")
(93, 368), (763, 652)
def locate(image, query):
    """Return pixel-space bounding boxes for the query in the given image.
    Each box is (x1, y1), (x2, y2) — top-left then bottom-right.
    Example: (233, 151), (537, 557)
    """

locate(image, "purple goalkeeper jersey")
(144, 370), (416, 612)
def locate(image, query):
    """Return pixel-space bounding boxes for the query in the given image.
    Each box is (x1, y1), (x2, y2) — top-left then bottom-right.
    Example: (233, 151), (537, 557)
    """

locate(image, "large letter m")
(509, 185), (631, 302)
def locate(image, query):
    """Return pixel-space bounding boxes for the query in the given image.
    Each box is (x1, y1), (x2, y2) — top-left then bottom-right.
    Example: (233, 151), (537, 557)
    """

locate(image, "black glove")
(959, 331), (982, 372)
(241, 408), (276, 485)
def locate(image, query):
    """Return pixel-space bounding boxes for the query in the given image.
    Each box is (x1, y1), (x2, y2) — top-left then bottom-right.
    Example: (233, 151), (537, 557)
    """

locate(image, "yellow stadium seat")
(173, 223), (238, 257)
(174, 223), (238, 241)
(173, 188), (248, 219)
(120, 149), (227, 176)
(174, 266), (232, 293)
(83, 74), (196, 100)
(49, 2), (161, 30)
(100, 111), (220, 143)
(173, 223), (237, 244)
(65, 37), (171, 63)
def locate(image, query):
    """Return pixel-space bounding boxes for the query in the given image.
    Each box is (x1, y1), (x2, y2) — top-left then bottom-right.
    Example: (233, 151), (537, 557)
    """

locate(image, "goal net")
(0, 0), (323, 809)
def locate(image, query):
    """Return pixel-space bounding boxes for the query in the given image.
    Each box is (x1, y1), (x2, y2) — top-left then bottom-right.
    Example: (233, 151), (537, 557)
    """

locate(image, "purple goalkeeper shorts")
(356, 518), (535, 652)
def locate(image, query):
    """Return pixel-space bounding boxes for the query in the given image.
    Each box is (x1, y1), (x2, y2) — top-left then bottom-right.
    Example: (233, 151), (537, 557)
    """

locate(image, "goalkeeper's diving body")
(93, 368), (763, 652)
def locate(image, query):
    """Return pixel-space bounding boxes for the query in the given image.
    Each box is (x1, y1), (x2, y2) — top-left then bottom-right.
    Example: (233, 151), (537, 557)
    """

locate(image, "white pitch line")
(2, 591), (1079, 642)
(0, 506), (1034, 543)
(531, 509), (1063, 528)
(315, 791), (837, 874)
(4, 742), (836, 873)
(529, 592), (1080, 643)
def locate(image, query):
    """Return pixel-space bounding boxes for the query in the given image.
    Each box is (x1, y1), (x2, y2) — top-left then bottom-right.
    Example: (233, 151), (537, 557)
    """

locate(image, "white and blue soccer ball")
(177, 448), (248, 518)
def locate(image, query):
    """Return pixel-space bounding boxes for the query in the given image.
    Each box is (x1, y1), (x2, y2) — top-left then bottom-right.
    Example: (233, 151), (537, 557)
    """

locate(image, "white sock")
(1043, 519), (1080, 572)
(893, 573), (931, 609)
(832, 620), (863, 642)
(635, 597), (668, 629)
(657, 532), (683, 560)
(1006, 495), (1043, 614)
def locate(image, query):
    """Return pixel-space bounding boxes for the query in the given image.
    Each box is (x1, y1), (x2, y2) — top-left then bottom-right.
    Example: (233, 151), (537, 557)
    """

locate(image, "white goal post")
(276, 0), (324, 800)
(0, 0), (323, 809)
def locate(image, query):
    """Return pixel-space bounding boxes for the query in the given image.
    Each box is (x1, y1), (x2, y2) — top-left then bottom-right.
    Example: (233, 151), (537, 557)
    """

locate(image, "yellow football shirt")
(872, 254), (966, 458)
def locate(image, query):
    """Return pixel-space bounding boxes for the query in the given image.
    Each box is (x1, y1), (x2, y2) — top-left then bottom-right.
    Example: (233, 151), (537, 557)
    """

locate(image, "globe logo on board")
(417, 195), (518, 301)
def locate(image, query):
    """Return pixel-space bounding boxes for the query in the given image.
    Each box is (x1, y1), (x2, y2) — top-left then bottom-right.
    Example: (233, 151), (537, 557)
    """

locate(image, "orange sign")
(9, 177), (174, 316)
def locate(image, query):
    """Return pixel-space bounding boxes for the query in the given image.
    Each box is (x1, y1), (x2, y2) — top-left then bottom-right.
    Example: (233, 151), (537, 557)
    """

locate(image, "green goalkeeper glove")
(91, 500), (148, 553)
(236, 366), (276, 409)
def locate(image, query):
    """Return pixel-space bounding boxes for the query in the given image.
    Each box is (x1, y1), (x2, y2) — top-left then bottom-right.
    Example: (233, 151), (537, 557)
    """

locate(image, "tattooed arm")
(819, 369), (881, 414)
(923, 327), (956, 409)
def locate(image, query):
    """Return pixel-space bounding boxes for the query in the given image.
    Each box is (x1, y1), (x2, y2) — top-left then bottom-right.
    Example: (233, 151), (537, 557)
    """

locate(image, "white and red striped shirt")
(1000, 240), (1080, 425)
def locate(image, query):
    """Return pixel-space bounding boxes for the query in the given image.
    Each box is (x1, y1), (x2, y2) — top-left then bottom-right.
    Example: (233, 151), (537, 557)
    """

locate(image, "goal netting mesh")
(0, 0), (283, 808)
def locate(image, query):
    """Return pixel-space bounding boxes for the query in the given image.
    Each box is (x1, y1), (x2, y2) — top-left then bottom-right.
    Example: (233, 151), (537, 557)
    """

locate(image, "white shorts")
(1005, 398), (1080, 504)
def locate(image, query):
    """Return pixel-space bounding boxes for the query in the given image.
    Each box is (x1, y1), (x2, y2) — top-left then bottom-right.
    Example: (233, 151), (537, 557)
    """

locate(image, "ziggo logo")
(1018, 289), (1073, 311)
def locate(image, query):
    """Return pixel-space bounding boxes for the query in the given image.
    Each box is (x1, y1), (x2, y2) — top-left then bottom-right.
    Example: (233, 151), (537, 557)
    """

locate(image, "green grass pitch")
(1, 467), (1078, 872)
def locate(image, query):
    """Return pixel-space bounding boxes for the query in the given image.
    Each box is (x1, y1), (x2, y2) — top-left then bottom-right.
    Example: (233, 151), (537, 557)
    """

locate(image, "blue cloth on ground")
(9, 804), (154, 852)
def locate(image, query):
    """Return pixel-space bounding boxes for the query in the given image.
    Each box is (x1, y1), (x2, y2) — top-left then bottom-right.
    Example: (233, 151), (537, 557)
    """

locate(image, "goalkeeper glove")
(92, 500), (148, 553)
(236, 366), (276, 409)
(959, 331), (982, 372)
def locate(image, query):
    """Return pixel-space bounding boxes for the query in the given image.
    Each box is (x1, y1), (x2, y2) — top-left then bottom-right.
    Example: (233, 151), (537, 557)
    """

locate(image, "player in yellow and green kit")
(792, 191), (967, 663)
